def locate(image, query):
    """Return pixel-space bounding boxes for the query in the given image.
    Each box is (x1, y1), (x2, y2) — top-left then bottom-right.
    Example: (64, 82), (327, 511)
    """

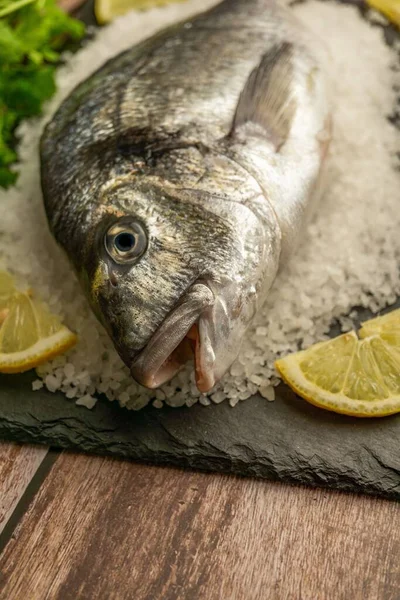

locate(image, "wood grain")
(0, 453), (399, 600)
(0, 443), (47, 535)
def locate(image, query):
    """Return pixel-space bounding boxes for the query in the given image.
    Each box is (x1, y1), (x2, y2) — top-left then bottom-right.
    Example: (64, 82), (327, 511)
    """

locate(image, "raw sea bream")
(0, 0), (398, 410)
(40, 0), (331, 394)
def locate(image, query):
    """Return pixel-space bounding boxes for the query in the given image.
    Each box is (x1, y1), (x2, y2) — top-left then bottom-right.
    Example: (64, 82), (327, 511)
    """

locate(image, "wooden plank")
(0, 453), (399, 600)
(0, 443), (48, 535)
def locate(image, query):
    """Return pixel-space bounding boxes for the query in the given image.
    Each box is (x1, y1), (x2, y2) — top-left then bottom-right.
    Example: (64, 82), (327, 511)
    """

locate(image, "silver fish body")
(41, 0), (331, 392)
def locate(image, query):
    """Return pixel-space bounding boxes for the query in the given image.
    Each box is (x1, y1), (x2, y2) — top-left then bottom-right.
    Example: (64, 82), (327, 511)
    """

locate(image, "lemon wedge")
(95, 0), (186, 25)
(366, 0), (400, 28)
(275, 309), (400, 418)
(0, 270), (77, 374)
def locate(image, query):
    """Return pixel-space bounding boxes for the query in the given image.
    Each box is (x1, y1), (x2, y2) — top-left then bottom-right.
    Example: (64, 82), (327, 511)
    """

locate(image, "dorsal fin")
(232, 42), (297, 149)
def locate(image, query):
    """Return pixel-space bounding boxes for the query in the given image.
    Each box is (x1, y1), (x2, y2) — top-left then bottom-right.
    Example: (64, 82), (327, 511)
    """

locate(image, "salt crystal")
(199, 396), (211, 406)
(98, 381), (109, 393)
(230, 362), (244, 377)
(64, 363), (75, 379)
(45, 374), (60, 393)
(249, 374), (263, 386)
(75, 370), (90, 386)
(211, 391), (225, 404)
(130, 395), (151, 411)
(111, 370), (126, 382)
(165, 393), (186, 407)
(186, 396), (198, 407)
(75, 395), (97, 409)
(118, 391), (130, 406)
(260, 386), (276, 402)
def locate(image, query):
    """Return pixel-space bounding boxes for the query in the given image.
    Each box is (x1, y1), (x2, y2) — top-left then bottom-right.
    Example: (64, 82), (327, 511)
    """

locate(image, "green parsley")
(0, 0), (85, 188)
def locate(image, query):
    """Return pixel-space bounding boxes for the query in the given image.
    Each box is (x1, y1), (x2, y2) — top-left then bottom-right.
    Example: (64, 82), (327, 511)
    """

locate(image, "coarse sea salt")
(32, 379), (44, 391)
(75, 395), (98, 410)
(0, 1), (399, 411)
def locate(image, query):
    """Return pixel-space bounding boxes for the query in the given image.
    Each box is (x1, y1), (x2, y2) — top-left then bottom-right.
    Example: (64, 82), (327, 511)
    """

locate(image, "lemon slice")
(0, 272), (77, 374)
(366, 0), (400, 28)
(95, 0), (186, 25)
(275, 309), (400, 418)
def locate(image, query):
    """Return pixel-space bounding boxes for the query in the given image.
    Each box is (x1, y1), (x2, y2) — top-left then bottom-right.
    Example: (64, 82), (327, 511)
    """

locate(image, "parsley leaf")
(0, 0), (85, 188)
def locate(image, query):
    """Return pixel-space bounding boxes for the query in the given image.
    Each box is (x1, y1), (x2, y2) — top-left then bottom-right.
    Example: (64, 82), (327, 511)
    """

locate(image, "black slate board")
(1, 0), (400, 501)
(1, 354), (400, 500)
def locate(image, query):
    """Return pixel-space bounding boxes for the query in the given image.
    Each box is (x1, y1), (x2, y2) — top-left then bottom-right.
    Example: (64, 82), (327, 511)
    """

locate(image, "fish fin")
(232, 42), (296, 149)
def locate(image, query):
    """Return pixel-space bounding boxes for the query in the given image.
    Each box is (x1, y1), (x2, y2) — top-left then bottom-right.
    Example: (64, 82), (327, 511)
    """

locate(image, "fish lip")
(130, 281), (215, 390)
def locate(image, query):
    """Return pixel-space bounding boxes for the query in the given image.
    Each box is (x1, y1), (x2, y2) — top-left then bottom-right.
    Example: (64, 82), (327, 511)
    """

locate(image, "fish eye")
(104, 220), (147, 264)
(115, 232), (136, 252)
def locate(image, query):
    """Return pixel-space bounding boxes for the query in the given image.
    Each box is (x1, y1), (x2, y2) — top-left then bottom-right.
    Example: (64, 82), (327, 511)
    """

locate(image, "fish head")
(81, 178), (280, 392)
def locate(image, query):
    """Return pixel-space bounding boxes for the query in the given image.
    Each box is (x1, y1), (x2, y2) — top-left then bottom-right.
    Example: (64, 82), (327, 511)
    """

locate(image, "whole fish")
(40, 0), (332, 393)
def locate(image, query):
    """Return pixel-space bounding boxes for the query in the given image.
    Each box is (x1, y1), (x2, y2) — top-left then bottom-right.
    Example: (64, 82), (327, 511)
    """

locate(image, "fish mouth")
(130, 282), (217, 393)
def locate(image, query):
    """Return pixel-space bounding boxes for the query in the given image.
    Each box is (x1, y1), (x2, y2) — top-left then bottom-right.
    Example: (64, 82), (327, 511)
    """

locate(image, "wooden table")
(0, 442), (399, 599)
